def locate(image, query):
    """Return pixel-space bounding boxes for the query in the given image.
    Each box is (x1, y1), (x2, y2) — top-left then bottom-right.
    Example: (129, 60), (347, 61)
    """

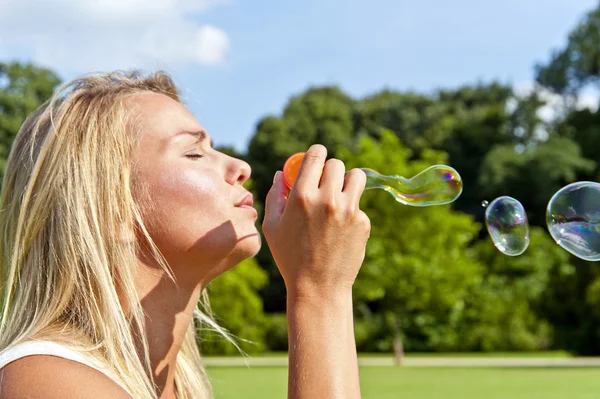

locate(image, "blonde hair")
(0, 71), (234, 398)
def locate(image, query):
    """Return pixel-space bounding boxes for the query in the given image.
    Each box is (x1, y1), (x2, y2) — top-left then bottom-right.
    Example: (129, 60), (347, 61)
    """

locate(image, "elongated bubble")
(485, 196), (530, 256)
(360, 166), (462, 207)
(546, 181), (600, 261)
(282, 152), (463, 207)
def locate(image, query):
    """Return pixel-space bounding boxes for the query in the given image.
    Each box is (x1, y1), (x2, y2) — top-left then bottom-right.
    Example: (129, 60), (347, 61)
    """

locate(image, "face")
(129, 92), (260, 284)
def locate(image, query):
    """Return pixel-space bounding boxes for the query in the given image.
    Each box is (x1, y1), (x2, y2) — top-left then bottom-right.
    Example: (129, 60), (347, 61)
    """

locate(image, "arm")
(263, 145), (370, 399)
(287, 291), (360, 399)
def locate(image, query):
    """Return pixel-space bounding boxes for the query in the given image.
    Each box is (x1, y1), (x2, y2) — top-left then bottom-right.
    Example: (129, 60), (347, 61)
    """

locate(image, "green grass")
(394, 351), (572, 358)
(208, 366), (600, 399)
(221, 350), (572, 359)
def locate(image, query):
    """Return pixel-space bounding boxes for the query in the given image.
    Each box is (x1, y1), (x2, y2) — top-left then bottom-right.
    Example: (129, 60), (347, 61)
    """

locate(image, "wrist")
(286, 287), (353, 313)
(285, 280), (353, 305)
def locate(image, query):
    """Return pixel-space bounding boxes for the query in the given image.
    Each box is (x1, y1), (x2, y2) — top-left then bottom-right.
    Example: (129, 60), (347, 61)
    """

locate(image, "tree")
(459, 228), (574, 351)
(535, 2), (600, 183)
(552, 108), (600, 181)
(354, 83), (526, 220)
(478, 136), (595, 227)
(0, 62), (61, 178)
(342, 131), (483, 363)
(535, 4), (600, 96)
(526, 4), (600, 355)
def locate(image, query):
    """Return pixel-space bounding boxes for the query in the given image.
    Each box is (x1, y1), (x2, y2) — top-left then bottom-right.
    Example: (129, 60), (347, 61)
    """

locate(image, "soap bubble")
(361, 166), (462, 207)
(485, 196), (530, 256)
(547, 181), (600, 261)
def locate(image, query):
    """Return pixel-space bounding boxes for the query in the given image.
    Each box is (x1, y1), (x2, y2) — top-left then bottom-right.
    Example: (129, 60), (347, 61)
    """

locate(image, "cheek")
(157, 169), (219, 204)
(143, 167), (227, 236)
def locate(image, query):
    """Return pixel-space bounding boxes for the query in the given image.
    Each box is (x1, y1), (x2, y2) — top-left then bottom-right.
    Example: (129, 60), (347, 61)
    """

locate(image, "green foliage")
(478, 137), (595, 226)
(353, 83), (525, 219)
(538, 255), (600, 355)
(552, 108), (600, 181)
(200, 258), (269, 355)
(264, 313), (288, 351)
(457, 228), (574, 351)
(536, 4), (600, 95)
(341, 131), (484, 352)
(0, 62), (60, 177)
(532, 2), (600, 355)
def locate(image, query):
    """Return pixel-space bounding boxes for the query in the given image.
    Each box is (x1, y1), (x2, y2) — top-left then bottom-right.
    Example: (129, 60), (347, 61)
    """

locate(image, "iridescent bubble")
(546, 181), (600, 261)
(482, 200), (489, 208)
(360, 166), (462, 207)
(282, 152), (463, 207)
(485, 196), (530, 256)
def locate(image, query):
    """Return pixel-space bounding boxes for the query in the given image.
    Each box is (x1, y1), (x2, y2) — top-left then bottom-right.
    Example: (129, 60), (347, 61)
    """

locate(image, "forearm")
(286, 290), (361, 399)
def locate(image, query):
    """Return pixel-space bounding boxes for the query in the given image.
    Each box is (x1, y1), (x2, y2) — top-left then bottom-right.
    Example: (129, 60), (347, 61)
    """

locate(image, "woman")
(0, 71), (370, 398)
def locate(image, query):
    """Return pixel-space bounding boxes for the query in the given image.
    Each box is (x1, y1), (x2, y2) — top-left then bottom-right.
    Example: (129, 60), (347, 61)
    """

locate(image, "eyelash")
(185, 154), (204, 160)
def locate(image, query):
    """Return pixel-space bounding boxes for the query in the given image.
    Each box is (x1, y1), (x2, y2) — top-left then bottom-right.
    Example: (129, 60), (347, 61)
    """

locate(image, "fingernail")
(273, 171), (280, 183)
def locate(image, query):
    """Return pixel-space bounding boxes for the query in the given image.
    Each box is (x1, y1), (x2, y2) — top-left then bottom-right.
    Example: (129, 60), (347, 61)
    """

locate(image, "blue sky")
(0, 0), (598, 151)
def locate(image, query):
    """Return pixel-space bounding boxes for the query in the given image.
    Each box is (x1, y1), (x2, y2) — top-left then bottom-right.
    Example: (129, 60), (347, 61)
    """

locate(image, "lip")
(236, 193), (254, 208)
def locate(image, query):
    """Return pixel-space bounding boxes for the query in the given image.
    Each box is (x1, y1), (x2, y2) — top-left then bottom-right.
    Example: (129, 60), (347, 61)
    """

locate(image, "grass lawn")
(208, 366), (600, 399)
(246, 350), (572, 358)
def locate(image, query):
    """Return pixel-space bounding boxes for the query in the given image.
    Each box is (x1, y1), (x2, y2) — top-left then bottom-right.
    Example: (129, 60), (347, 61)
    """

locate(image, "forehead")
(128, 91), (200, 142)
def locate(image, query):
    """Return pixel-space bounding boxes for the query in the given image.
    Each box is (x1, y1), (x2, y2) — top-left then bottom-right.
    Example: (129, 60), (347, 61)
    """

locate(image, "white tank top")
(0, 340), (133, 396)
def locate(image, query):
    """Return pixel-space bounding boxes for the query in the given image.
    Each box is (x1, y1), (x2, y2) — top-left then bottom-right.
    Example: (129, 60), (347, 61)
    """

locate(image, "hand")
(262, 144), (371, 299)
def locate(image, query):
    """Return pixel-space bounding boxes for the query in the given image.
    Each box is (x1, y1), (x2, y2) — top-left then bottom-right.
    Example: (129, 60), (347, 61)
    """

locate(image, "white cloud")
(194, 26), (231, 66)
(0, 0), (231, 73)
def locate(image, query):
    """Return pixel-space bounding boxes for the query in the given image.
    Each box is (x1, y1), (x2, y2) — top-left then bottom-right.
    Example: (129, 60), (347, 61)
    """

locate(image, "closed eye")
(185, 154), (204, 159)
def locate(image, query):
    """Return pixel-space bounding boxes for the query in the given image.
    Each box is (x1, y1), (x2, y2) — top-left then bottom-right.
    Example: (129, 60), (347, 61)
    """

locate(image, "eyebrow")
(172, 129), (213, 147)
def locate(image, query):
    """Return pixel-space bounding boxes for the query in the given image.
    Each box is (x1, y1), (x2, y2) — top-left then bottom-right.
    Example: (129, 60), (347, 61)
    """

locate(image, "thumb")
(262, 171), (288, 233)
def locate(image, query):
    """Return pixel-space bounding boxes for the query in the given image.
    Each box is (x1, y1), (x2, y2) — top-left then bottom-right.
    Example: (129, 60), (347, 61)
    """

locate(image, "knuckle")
(293, 190), (313, 209)
(357, 211), (371, 233)
(323, 198), (338, 216)
(307, 144), (327, 159)
(304, 152), (322, 163)
(342, 203), (355, 218)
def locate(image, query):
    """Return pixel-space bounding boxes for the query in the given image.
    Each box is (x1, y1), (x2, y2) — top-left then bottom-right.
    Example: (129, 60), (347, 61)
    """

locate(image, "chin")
(208, 235), (261, 281)
(236, 232), (262, 259)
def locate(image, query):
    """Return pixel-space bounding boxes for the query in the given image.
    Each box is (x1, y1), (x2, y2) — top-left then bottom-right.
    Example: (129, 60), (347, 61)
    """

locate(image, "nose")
(225, 154), (251, 185)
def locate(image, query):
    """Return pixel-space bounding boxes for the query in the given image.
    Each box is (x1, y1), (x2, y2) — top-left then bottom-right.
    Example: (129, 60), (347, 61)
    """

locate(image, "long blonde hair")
(0, 70), (231, 398)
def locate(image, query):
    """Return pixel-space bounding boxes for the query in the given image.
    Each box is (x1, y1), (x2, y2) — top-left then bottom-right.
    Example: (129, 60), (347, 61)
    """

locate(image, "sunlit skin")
(128, 92), (260, 398)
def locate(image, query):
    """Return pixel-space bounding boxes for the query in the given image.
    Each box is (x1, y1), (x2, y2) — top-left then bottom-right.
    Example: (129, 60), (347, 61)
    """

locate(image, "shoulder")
(0, 355), (133, 399)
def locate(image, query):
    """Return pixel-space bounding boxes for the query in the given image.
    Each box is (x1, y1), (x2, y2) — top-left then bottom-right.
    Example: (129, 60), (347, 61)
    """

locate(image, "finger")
(263, 171), (288, 232)
(320, 158), (346, 195)
(342, 168), (367, 209)
(294, 144), (327, 194)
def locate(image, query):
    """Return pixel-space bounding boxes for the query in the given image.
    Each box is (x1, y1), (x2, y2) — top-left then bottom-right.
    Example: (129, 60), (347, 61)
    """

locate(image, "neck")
(135, 263), (205, 398)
